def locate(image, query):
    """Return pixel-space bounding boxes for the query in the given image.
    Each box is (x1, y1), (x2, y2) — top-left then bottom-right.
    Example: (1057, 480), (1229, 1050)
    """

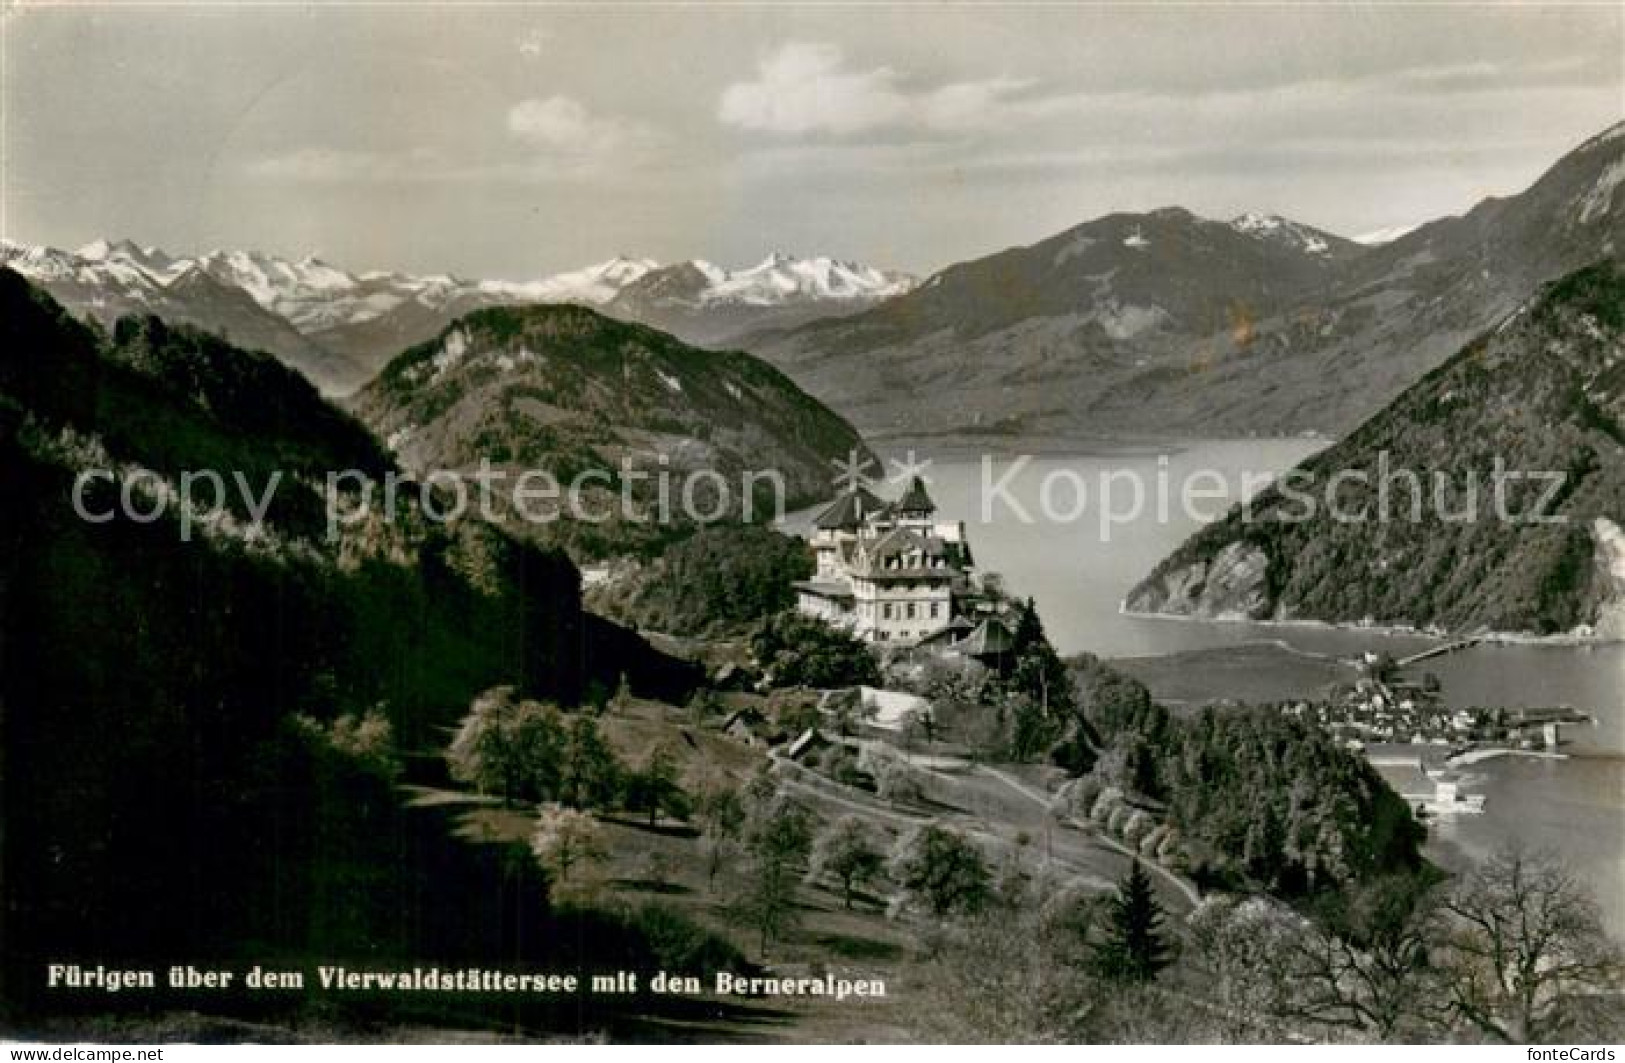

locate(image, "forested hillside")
(1127, 262), (1625, 636)
(1067, 656), (1425, 895)
(0, 270), (698, 1016)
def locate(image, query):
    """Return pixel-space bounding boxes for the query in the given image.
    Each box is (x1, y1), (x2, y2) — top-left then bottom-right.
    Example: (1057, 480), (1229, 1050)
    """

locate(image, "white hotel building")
(794, 477), (983, 644)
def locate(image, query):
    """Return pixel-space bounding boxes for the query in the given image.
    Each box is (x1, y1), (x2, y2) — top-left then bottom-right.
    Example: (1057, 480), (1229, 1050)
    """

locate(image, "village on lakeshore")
(775, 477), (1596, 823)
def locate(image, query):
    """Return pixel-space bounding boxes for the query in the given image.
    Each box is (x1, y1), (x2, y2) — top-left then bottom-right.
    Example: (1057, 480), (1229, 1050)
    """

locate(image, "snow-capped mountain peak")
(592, 256), (660, 286)
(1229, 212), (1334, 255)
(76, 238), (116, 261)
(1230, 212), (1285, 234)
(484, 255), (659, 306)
(3, 236), (915, 391)
(701, 252), (914, 307)
(688, 259), (730, 286)
(70, 238), (181, 280)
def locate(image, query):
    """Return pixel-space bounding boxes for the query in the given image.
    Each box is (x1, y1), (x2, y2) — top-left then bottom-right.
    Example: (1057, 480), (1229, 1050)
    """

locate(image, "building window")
(883, 603), (893, 620)
(907, 603), (917, 619)
(930, 602), (940, 618)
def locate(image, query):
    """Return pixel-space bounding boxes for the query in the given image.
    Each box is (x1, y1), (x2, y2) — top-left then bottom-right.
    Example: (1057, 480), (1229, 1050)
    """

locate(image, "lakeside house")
(1367, 750), (1486, 816)
(795, 477), (991, 644)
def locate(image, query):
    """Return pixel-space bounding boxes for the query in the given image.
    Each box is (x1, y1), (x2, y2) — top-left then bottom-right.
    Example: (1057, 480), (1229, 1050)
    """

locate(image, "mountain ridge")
(1123, 260), (1625, 638)
(0, 238), (915, 395)
(351, 301), (873, 560)
(750, 122), (1625, 442)
(11, 120), (1620, 441)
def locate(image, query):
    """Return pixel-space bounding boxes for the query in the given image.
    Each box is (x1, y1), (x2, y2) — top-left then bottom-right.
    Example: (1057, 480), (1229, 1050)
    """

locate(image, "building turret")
(895, 476), (936, 520)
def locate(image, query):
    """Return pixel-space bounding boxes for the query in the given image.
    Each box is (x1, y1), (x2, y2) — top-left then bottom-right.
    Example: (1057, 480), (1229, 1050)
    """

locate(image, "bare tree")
(1440, 845), (1623, 1043)
(735, 786), (814, 956)
(695, 781), (746, 887)
(531, 804), (607, 903)
(1188, 896), (1307, 1042)
(809, 815), (886, 908)
(912, 906), (1096, 1043)
(1289, 875), (1453, 1041)
(890, 823), (990, 919)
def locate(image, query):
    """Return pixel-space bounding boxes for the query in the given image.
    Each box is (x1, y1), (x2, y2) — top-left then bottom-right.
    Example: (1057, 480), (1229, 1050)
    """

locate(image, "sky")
(3, 3), (1622, 279)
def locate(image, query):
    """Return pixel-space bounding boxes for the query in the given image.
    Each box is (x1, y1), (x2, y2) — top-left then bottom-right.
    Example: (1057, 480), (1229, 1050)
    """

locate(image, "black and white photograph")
(1, 0), (1622, 1047)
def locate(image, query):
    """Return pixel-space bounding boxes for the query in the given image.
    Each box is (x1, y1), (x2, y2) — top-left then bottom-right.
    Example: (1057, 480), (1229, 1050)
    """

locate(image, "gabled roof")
(896, 475), (936, 516)
(859, 526), (959, 581)
(869, 526), (931, 559)
(793, 579), (855, 603)
(914, 616), (974, 648)
(954, 616), (1015, 658)
(814, 485), (886, 530)
(722, 707), (767, 731)
(786, 727), (829, 761)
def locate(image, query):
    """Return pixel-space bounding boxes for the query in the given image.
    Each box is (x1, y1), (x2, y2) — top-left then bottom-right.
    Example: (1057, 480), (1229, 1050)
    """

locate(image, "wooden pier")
(1398, 637), (1483, 667)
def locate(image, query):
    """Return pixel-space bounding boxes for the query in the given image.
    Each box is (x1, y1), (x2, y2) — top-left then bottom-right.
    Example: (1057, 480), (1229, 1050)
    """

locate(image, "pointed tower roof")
(896, 475), (936, 516)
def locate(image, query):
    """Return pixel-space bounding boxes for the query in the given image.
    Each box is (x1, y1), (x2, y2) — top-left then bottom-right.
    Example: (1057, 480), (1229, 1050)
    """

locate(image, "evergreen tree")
(1095, 859), (1171, 983)
(1008, 598), (1075, 715)
(1010, 597), (1046, 656)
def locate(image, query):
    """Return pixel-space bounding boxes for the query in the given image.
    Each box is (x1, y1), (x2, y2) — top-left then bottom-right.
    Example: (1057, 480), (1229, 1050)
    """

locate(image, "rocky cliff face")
(1124, 540), (1271, 620)
(1125, 261), (1625, 637)
(1592, 517), (1625, 639)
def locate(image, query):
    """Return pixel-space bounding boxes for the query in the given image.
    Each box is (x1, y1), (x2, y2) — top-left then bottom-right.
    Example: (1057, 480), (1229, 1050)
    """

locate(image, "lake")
(870, 440), (1625, 934)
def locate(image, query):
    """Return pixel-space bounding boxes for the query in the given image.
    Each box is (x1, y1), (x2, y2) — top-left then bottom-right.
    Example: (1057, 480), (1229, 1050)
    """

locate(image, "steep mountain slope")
(1099, 122), (1625, 436)
(752, 208), (1362, 439)
(352, 304), (871, 557)
(755, 123), (1625, 441)
(1125, 261), (1625, 637)
(0, 238), (352, 390)
(0, 268), (696, 1007)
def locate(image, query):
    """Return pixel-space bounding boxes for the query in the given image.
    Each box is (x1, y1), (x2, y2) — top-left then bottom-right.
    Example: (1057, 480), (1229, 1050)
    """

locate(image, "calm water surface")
(857, 442), (1624, 933)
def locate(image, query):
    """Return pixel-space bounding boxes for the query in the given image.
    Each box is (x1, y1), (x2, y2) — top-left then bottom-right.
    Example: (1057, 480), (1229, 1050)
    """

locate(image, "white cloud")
(502, 96), (665, 177)
(247, 98), (662, 185)
(507, 95), (635, 156)
(718, 41), (1028, 136)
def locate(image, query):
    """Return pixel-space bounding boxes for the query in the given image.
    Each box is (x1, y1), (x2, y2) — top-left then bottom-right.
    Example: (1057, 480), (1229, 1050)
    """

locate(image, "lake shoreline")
(904, 448), (1622, 939)
(1117, 605), (1625, 652)
(871, 429), (1335, 460)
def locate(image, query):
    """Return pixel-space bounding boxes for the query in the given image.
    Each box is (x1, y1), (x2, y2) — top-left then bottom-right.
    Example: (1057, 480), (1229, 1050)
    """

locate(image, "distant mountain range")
(6, 121), (1620, 446)
(0, 239), (915, 395)
(751, 122), (1625, 441)
(604, 253), (913, 347)
(1125, 260), (1625, 638)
